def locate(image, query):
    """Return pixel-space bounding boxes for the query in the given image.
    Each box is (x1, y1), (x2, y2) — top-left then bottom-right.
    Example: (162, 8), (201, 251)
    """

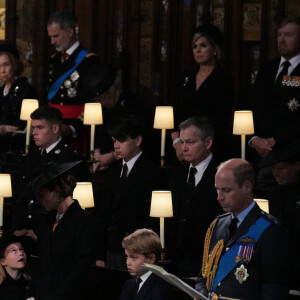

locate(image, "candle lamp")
(73, 182), (95, 209)
(0, 174), (12, 238)
(233, 110), (254, 160)
(20, 99), (39, 154)
(83, 103), (103, 160)
(153, 106), (174, 167)
(150, 191), (173, 262)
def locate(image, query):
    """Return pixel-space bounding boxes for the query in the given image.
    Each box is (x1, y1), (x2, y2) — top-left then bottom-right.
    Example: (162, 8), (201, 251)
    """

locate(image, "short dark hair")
(108, 114), (144, 141)
(122, 228), (162, 260)
(41, 171), (77, 198)
(47, 11), (77, 31)
(31, 106), (63, 126)
(179, 117), (214, 140)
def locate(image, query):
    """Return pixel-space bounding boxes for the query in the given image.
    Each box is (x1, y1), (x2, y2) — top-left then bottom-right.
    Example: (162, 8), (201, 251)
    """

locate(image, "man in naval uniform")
(195, 159), (289, 300)
(12, 105), (88, 232)
(46, 11), (100, 142)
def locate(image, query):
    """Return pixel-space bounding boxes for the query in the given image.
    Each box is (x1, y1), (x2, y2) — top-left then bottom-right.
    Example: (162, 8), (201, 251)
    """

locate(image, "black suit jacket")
(196, 204), (289, 300)
(11, 139), (89, 231)
(96, 154), (162, 260)
(172, 158), (222, 277)
(251, 58), (300, 143)
(33, 201), (95, 300)
(119, 273), (171, 300)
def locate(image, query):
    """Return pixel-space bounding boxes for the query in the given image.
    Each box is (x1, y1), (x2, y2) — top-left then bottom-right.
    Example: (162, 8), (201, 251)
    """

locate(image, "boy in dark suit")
(119, 228), (171, 300)
(95, 115), (162, 269)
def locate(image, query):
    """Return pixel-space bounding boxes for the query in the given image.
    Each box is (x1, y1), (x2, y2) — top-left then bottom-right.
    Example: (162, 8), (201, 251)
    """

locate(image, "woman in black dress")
(171, 24), (234, 163)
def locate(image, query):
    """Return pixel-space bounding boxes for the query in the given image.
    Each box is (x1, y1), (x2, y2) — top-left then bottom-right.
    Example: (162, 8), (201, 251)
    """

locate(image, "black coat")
(174, 66), (234, 160)
(119, 273), (171, 300)
(172, 158), (222, 277)
(0, 77), (36, 155)
(96, 154), (162, 260)
(33, 200), (95, 300)
(0, 272), (30, 300)
(195, 204), (289, 300)
(251, 58), (300, 143)
(11, 139), (89, 231)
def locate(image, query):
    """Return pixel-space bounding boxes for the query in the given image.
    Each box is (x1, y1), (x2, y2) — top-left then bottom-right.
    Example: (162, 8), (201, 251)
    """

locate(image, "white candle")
(160, 217), (165, 249)
(241, 134), (246, 160)
(90, 124), (95, 152)
(161, 128), (166, 157)
(26, 119), (31, 147)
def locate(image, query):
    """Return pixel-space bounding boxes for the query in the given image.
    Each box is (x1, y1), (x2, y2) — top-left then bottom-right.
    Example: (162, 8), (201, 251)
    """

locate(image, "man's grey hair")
(47, 11), (77, 31)
(179, 117), (214, 141)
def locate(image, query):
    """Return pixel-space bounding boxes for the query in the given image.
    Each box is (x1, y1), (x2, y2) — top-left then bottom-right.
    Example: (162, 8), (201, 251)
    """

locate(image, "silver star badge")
(234, 264), (249, 284)
(287, 98), (299, 112)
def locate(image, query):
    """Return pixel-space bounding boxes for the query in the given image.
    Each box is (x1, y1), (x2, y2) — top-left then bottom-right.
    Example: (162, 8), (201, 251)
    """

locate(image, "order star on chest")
(287, 98), (300, 112)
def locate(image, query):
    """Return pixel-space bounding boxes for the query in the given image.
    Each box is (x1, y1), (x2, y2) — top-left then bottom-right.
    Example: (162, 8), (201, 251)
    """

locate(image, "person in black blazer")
(23, 161), (95, 300)
(172, 117), (222, 277)
(119, 228), (171, 300)
(95, 115), (162, 269)
(195, 159), (289, 300)
(12, 106), (88, 233)
(250, 17), (300, 160)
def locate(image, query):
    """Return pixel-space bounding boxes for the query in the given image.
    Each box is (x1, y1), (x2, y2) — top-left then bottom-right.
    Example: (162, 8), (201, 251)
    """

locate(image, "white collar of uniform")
(138, 270), (152, 290)
(43, 137), (62, 154)
(189, 152), (212, 186)
(66, 40), (80, 56)
(279, 53), (300, 72)
(122, 151), (142, 176)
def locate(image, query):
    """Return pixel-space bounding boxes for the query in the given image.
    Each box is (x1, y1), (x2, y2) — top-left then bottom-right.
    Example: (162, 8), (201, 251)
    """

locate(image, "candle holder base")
(160, 156), (165, 168)
(157, 249), (171, 267)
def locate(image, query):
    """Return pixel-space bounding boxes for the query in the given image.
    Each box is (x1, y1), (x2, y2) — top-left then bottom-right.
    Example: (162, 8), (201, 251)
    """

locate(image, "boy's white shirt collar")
(121, 151), (142, 177)
(138, 270), (152, 291)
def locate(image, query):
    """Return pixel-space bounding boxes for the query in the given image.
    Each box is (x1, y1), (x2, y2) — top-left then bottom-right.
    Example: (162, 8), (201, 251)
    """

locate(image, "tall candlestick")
(0, 197), (3, 227)
(25, 119), (32, 154)
(161, 128), (166, 157)
(241, 134), (246, 160)
(90, 124), (95, 152)
(160, 217), (165, 249)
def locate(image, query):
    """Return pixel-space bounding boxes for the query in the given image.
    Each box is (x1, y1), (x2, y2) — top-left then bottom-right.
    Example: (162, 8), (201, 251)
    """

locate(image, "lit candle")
(161, 128), (166, 157)
(160, 217), (165, 249)
(90, 124), (95, 152)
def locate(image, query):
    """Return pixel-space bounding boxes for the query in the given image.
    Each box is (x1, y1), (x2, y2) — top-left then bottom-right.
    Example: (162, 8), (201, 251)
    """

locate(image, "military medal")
(234, 264), (249, 284)
(235, 236), (255, 263)
(287, 98), (299, 112)
(67, 87), (77, 98)
(282, 75), (300, 87)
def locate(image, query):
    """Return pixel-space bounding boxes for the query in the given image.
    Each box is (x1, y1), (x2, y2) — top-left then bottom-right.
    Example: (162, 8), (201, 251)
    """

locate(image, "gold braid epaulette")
(202, 218), (224, 291)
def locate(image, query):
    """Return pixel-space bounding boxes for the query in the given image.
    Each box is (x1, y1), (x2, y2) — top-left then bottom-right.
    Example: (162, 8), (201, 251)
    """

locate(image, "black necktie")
(274, 60), (290, 87)
(41, 149), (47, 158)
(120, 163), (128, 181)
(132, 277), (142, 299)
(228, 217), (238, 238)
(187, 167), (197, 187)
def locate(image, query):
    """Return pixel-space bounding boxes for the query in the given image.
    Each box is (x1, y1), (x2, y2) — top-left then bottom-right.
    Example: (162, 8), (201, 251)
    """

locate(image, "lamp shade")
(83, 103), (103, 125)
(20, 99), (39, 120)
(153, 106), (174, 129)
(150, 191), (173, 217)
(73, 182), (94, 209)
(254, 198), (269, 213)
(0, 174), (12, 197)
(233, 110), (254, 135)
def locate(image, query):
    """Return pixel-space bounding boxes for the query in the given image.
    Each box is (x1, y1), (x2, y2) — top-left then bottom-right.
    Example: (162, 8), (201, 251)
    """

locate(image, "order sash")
(211, 217), (271, 293)
(47, 49), (90, 102)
